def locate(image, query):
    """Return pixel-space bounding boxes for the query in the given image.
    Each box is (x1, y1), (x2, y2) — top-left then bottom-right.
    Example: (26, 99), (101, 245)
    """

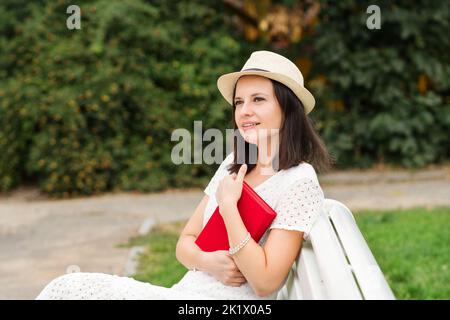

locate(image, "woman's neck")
(255, 133), (279, 176)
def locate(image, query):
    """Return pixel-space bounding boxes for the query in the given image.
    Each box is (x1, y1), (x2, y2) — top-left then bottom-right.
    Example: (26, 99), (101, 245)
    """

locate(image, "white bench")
(277, 199), (396, 300)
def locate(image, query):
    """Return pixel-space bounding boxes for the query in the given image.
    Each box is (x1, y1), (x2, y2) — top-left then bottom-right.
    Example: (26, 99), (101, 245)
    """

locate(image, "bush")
(1, 0), (449, 196)
(303, 0), (450, 168)
(0, 0), (247, 196)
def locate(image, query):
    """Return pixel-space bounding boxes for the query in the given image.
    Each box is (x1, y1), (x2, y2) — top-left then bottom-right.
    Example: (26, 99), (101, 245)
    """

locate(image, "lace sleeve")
(270, 177), (325, 240)
(203, 152), (233, 197)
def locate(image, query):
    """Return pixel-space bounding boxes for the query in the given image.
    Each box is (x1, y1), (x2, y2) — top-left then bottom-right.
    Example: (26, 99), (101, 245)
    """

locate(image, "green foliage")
(0, 0), (246, 196)
(303, 0), (450, 168)
(1, 0), (449, 195)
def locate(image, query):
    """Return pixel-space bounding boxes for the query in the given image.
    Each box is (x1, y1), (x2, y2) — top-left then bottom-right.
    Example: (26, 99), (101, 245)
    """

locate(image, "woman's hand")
(215, 164), (247, 214)
(203, 250), (247, 287)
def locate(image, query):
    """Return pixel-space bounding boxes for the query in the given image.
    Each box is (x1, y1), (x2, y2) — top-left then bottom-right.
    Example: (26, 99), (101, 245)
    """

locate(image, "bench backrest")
(277, 199), (395, 300)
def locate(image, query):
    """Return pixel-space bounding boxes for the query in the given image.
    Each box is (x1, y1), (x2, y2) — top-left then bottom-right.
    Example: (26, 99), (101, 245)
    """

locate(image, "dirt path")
(1, 165), (449, 299)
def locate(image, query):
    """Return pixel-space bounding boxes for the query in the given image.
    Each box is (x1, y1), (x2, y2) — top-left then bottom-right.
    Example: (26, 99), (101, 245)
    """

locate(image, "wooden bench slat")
(327, 199), (396, 300)
(277, 199), (396, 300)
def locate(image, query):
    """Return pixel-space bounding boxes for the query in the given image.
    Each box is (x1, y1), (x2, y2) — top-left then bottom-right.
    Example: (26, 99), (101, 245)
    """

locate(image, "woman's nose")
(240, 101), (254, 115)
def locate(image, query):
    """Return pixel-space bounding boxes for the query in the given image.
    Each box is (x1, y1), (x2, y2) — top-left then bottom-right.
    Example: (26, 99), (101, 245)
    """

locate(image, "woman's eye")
(234, 98), (264, 106)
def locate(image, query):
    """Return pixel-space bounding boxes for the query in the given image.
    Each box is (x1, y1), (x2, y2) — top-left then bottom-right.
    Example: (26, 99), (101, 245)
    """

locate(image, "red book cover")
(195, 180), (277, 252)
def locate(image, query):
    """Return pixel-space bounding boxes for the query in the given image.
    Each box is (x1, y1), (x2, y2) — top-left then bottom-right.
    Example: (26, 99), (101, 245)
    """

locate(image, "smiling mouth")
(242, 123), (260, 131)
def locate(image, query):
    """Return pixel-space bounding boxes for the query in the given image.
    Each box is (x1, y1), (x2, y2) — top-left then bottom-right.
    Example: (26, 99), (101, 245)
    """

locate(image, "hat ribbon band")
(242, 68), (269, 72)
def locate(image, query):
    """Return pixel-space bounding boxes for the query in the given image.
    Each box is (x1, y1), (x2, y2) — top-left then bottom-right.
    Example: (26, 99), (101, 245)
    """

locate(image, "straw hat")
(217, 50), (315, 114)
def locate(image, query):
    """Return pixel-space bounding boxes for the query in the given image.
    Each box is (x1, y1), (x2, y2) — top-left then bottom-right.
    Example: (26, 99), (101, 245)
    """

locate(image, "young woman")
(36, 50), (334, 300)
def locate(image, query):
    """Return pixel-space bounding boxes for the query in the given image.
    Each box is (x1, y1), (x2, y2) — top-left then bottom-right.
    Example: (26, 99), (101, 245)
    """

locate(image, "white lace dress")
(35, 152), (325, 300)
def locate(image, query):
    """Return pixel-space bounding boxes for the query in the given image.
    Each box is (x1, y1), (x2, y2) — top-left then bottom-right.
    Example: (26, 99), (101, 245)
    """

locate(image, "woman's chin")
(242, 132), (258, 144)
(240, 128), (273, 145)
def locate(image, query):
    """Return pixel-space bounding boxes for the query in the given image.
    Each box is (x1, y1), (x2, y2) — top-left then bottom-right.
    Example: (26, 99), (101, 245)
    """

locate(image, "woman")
(36, 50), (334, 300)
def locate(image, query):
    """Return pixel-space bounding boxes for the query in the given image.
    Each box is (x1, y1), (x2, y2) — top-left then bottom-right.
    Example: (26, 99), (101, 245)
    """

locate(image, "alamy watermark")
(366, 5), (381, 30)
(66, 264), (81, 273)
(66, 5), (81, 30)
(65, 4), (380, 32)
(171, 121), (280, 175)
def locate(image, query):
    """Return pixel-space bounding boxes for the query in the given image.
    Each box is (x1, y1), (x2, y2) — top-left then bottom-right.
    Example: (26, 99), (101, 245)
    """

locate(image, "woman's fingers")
(229, 283), (245, 287)
(223, 271), (246, 286)
(230, 273), (246, 282)
(231, 278), (247, 286)
(236, 164), (247, 183)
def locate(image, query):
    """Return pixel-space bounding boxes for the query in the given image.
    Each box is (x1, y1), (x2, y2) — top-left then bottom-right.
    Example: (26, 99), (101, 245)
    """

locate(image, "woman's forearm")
(220, 203), (275, 296)
(175, 235), (209, 272)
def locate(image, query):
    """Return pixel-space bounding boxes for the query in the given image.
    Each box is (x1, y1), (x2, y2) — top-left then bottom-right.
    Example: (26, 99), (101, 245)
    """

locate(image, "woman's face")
(234, 75), (283, 146)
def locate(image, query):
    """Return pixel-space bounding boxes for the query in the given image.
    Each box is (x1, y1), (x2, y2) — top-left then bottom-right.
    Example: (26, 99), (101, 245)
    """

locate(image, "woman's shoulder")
(212, 151), (234, 172)
(220, 151), (234, 173)
(224, 151), (234, 164)
(279, 161), (320, 187)
(284, 161), (317, 177)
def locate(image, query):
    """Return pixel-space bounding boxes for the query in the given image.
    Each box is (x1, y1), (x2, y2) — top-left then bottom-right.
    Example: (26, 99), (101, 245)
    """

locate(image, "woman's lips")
(242, 123), (260, 132)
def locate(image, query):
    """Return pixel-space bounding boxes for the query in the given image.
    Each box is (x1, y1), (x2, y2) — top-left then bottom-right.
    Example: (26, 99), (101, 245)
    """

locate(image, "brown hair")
(227, 77), (335, 175)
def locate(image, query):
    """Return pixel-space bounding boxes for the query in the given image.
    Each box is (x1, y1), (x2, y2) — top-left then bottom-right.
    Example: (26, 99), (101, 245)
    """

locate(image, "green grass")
(119, 221), (187, 287)
(354, 206), (450, 300)
(120, 207), (450, 299)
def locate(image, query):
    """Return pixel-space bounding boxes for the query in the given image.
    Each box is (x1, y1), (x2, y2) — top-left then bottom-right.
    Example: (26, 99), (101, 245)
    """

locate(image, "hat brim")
(217, 70), (315, 114)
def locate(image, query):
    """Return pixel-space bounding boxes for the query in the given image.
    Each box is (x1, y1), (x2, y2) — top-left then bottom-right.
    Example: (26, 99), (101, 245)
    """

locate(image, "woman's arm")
(220, 203), (303, 297)
(175, 194), (247, 287)
(175, 194), (210, 271)
(215, 164), (304, 297)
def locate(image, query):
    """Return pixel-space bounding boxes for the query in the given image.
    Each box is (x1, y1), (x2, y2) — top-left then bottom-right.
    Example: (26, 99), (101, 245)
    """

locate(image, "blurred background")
(0, 0), (449, 300)
(1, 0), (449, 197)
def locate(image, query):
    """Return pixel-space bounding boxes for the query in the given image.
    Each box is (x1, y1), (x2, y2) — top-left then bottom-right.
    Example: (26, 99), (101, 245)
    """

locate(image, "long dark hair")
(227, 77), (335, 175)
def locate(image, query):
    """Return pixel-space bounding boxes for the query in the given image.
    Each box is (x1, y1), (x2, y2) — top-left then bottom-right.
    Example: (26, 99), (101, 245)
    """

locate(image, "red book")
(195, 180), (277, 252)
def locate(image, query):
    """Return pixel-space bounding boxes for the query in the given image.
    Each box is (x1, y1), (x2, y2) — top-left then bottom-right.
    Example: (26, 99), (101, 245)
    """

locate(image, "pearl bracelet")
(228, 232), (251, 255)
